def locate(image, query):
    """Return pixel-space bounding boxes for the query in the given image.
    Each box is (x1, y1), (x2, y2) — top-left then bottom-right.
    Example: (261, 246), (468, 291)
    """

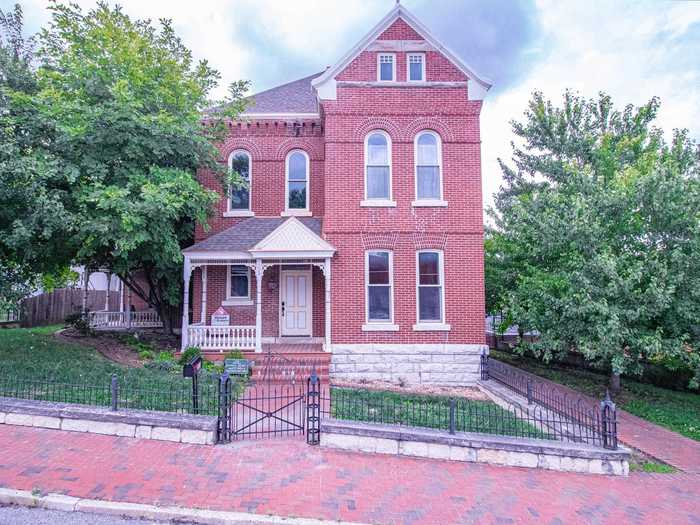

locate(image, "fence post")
(217, 372), (231, 444)
(526, 379), (533, 405)
(600, 390), (618, 449)
(110, 374), (118, 411)
(307, 367), (321, 445)
(480, 353), (489, 380)
(449, 398), (456, 434)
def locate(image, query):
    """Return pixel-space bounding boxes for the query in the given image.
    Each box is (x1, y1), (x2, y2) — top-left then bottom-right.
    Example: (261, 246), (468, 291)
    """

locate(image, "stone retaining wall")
(330, 344), (486, 385)
(0, 398), (217, 445)
(321, 419), (630, 475)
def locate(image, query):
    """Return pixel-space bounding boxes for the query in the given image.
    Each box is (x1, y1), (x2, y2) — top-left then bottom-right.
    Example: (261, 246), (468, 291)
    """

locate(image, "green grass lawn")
(331, 387), (554, 440)
(490, 349), (700, 441)
(0, 326), (227, 415)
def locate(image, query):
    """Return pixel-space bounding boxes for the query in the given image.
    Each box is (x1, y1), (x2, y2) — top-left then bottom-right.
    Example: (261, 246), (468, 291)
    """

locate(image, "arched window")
(285, 150), (309, 212)
(364, 131), (392, 202)
(228, 150), (251, 213)
(414, 131), (443, 202)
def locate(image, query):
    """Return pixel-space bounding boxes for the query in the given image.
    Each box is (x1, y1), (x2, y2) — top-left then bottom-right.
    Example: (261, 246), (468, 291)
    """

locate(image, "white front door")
(280, 270), (312, 336)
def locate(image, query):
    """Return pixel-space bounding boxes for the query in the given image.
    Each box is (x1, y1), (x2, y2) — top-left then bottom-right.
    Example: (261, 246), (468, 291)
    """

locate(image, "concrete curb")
(0, 487), (368, 525)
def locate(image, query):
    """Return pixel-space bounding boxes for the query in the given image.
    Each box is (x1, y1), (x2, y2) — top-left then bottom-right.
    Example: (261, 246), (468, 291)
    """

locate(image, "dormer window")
(377, 53), (395, 82)
(407, 53), (425, 82)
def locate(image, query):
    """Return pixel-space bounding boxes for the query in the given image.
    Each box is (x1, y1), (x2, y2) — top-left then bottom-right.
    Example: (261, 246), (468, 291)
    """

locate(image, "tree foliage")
(489, 91), (700, 388)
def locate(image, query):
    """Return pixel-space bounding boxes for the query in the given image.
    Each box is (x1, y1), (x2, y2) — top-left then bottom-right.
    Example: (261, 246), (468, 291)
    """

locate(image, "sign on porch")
(211, 307), (230, 326)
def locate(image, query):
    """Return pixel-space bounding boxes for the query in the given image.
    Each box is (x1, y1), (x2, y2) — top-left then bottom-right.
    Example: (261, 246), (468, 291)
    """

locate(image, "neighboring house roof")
(241, 72), (323, 116)
(183, 217), (324, 254)
(312, 3), (493, 101)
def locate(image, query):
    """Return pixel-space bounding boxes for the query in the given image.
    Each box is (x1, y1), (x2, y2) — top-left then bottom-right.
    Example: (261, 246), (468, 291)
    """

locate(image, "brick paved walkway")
(0, 425), (698, 525)
(488, 363), (700, 473)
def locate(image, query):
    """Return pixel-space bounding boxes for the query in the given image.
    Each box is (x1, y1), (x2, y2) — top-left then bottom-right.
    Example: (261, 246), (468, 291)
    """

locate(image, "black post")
(449, 398), (456, 434)
(480, 353), (489, 380)
(307, 367), (321, 445)
(600, 390), (618, 450)
(217, 372), (231, 444)
(192, 371), (199, 415)
(527, 379), (533, 405)
(110, 374), (118, 411)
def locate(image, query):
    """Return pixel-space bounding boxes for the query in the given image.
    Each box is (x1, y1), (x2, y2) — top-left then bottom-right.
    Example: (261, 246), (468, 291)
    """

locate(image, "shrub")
(225, 349), (245, 360)
(65, 311), (92, 335)
(178, 346), (201, 365)
(138, 349), (155, 361)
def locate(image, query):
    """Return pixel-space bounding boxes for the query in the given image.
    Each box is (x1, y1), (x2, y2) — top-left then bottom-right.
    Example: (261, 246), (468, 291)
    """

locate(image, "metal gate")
(217, 371), (321, 443)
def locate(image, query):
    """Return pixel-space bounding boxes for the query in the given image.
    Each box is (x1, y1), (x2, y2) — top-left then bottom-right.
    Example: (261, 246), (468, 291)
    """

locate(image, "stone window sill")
(223, 210), (255, 217)
(222, 299), (254, 307)
(412, 323), (451, 332)
(362, 323), (400, 332)
(281, 210), (312, 217)
(412, 200), (448, 207)
(360, 199), (397, 208)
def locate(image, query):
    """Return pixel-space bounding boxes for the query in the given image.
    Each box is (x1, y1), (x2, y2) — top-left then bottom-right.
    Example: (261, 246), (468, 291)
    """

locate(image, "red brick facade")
(190, 15), (486, 349)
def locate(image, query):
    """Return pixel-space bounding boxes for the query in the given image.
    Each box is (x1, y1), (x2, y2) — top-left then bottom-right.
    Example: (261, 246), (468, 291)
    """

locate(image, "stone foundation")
(330, 344), (486, 385)
(321, 419), (630, 475)
(0, 398), (217, 445)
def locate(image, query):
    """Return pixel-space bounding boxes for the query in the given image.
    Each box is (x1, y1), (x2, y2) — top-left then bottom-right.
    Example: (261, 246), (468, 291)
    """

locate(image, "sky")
(8, 0), (700, 213)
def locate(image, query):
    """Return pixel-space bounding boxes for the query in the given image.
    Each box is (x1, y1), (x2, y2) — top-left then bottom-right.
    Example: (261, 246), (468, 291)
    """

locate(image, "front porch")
(181, 217), (335, 354)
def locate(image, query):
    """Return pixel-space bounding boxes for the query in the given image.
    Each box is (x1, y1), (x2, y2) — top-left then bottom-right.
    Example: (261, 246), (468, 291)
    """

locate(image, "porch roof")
(183, 217), (334, 259)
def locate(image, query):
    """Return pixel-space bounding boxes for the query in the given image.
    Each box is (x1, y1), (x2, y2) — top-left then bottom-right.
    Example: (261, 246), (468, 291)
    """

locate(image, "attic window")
(377, 53), (395, 82)
(407, 53), (425, 82)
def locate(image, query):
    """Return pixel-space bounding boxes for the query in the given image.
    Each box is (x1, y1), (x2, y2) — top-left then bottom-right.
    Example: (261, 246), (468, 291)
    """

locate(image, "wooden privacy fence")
(21, 289), (120, 328)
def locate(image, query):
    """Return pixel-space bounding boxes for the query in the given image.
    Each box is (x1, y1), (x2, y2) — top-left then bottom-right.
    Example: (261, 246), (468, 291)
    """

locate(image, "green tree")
(491, 91), (700, 391)
(29, 2), (248, 332)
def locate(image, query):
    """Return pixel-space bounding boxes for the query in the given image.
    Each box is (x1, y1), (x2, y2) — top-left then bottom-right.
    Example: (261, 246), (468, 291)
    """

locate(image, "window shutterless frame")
(284, 149), (310, 214)
(415, 250), (445, 324)
(365, 250), (394, 324)
(226, 149), (253, 216)
(363, 130), (393, 203)
(413, 131), (443, 203)
(377, 53), (396, 82)
(406, 52), (426, 82)
(226, 264), (252, 301)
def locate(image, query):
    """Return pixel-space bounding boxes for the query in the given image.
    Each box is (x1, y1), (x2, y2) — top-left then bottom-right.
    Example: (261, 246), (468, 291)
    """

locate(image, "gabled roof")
(249, 217), (335, 256)
(183, 217), (323, 254)
(311, 3), (493, 101)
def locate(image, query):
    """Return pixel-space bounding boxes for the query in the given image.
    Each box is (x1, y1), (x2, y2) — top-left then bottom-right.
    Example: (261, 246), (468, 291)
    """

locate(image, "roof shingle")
(242, 72), (323, 115)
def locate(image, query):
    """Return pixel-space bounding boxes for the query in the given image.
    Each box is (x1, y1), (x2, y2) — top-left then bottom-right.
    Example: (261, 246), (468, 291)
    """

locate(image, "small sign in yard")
(211, 306), (230, 326)
(225, 359), (251, 376)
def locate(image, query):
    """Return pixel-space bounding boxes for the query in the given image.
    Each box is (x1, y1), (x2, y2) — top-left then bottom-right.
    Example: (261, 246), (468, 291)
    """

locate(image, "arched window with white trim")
(414, 131), (443, 203)
(228, 150), (251, 213)
(364, 131), (392, 203)
(285, 150), (309, 212)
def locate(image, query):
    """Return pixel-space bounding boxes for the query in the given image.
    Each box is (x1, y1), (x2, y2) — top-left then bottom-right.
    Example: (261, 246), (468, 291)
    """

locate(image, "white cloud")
(481, 0), (700, 215)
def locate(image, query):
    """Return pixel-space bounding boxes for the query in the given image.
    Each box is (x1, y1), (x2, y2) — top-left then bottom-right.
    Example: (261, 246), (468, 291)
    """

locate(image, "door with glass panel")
(280, 270), (312, 336)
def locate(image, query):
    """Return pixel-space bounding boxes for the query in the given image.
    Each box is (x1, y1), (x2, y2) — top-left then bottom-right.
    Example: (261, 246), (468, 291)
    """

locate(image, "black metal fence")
(482, 355), (618, 449)
(0, 373), (226, 416)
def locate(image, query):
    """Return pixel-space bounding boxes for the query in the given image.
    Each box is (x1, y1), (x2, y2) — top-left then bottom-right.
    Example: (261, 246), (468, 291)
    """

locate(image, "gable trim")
(311, 4), (492, 101)
(249, 217), (336, 257)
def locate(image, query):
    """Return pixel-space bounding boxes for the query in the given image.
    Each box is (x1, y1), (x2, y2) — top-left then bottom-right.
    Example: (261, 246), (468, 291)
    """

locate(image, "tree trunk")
(609, 370), (621, 395)
(158, 303), (175, 336)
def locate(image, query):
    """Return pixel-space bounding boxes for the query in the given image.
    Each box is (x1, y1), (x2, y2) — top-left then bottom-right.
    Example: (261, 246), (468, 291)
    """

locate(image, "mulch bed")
(55, 328), (178, 368)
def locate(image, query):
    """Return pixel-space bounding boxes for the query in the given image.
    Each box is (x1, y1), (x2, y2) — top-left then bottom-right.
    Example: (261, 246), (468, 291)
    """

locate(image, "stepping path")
(0, 425), (698, 525)
(489, 362), (700, 473)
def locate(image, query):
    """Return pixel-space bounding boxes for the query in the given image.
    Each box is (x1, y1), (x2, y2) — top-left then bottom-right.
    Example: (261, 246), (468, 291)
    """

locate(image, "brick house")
(181, 3), (492, 385)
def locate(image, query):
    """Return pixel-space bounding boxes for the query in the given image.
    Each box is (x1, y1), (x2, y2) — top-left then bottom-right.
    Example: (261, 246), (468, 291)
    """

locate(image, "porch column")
(104, 273), (111, 311)
(181, 257), (192, 351)
(200, 266), (207, 324)
(324, 257), (332, 352)
(255, 259), (263, 353)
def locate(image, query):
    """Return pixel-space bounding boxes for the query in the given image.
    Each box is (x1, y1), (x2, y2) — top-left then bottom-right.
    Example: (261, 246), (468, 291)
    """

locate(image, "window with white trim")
(365, 131), (391, 200)
(228, 265), (250, 300)
(228, 150), (251, 211)
(366, 251), (393, 322)
(377, 53), (395, 82)
(407, 53), (425, 81)
(415, 131), (442, 200)
(417, 251), (444, 322)
(286, 150), (309, 211)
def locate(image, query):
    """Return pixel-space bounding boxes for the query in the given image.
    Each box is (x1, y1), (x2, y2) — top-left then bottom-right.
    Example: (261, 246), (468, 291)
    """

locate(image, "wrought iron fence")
(0, 372), (226, 416)
(483, 356), (618, 449)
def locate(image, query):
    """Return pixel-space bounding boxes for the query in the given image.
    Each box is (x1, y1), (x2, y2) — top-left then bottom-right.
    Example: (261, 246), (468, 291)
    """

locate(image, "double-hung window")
(364, 131), (393, 204)
(414, 131), (444, 204)
(416, 251), (445, 324)
(377, 53), (395, 82)
(407, 53), (425, 81)
(366, 251), (393, 324)
(228, 265), (250, 300)
(285, 150), (310, 213)
(227, 150), (252, 215)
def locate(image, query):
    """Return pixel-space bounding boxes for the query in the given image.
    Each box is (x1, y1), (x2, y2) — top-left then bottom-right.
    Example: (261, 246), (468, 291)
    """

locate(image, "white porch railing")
(88, 311), (163, 329)
(187, 325), (256, 351)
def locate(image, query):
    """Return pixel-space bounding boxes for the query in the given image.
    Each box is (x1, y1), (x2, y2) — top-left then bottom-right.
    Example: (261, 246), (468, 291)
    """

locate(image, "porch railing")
(187, 325), (256, 351)
(88, 311), (163, 329)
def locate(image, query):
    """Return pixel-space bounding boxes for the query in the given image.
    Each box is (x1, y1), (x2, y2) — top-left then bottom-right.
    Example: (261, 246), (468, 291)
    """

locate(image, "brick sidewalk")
(0, 425), (698, 525)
